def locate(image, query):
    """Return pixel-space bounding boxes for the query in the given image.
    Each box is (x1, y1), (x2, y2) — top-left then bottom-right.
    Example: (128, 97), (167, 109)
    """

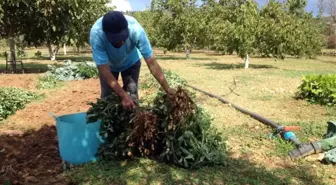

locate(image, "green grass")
(156, 56), (214, 61)
(147, 53), (336, 184)
(66, 157), (325, 185)
(195, 62), (276, 70)
(272, 138), (296, 157)
(36, 75), (64, 90)
(261, 69), (336, 78)
(54, 55), (93, 62)
(2, 50), (336, 184)
(0, 62), (49, 73)
(258, 95), (275, 101)
(0, 62), (48, 69)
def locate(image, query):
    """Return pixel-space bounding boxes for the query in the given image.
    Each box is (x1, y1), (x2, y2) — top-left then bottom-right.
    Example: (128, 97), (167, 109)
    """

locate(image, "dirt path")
(1, 78), (101, 131)
(0, 74), (38, 90)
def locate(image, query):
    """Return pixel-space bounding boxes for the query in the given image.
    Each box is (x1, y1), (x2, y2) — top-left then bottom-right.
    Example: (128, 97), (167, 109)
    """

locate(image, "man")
(90, 11), (175, 110)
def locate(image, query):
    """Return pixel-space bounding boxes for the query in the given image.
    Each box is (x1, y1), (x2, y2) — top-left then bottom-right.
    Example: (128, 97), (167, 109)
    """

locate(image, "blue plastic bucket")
(50, 112), (103, 165)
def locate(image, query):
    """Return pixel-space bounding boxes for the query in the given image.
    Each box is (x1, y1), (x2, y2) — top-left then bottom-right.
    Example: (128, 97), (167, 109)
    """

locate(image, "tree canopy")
(0, 0), (328, 61)
(0, 0), (110, 60)
(133, 0), (325, 59)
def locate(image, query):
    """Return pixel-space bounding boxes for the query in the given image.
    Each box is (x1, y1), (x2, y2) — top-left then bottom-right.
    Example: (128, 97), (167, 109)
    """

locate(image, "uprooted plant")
(87, 86), (226, 169)
(152, 89), (226, 168)
(139, 70), (195, 107)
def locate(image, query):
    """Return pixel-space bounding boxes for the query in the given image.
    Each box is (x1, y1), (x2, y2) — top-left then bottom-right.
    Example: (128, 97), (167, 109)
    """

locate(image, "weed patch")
(36, 74), (63, 90)
(0, 87), (42, 121)
(296, 74), (336, 106)
(46, 60), (98, 81)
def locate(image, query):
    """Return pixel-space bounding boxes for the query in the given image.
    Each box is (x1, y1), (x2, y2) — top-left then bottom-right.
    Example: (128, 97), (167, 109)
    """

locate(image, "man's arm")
(97, 64), (128, 99)
(144, 55), (170, 93)
(98, 64), (136, 110)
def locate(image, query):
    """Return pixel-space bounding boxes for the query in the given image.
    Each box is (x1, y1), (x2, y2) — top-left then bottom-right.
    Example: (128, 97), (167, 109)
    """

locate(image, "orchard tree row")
(132, 0), (330, 60)
(0, 0), (333, 62)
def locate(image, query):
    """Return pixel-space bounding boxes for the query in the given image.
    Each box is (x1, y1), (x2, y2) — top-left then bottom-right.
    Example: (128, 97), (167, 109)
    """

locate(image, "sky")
(123, 0), (320, 15)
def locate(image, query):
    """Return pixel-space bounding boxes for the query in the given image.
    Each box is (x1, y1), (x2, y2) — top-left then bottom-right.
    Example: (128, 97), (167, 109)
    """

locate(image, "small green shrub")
(0, 87), (41, 121)
(47, 60), (98, 81)
(0, 52), (5, 58)
(36, 74), (61, 90)
(17, 49), (27, 58)
(140, 70), (187, 90)
(77, 63), (99, 79)
(296, 74), (336, 106)
(34, 51), (42, 58)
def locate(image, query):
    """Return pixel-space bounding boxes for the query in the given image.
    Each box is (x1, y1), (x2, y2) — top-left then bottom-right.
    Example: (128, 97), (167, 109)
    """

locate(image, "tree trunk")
(186, 49), (190, 59)
(48, 44), (53, 60)
(244, 54), (250, 69)
(48, 43), (59, 61)
(9, 37), (15, 61)
(8, 37), (16, 72)
(63, 44), (67, 56)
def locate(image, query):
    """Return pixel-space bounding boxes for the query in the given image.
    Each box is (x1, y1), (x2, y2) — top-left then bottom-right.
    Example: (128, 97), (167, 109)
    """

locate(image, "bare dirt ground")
(0, 73), (101, 184)
(0, 77), (100, 131)
(0, 126), (74, 185)
(0, 74), (38, 90)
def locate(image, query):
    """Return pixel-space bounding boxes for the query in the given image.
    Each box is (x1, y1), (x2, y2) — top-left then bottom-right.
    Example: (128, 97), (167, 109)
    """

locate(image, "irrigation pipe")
(185, 84), (302, 147)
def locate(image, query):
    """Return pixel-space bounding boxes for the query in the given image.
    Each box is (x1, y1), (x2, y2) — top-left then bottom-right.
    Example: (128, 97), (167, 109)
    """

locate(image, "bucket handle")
(96, 132), (105, 143)
(48, 112), (61, 122)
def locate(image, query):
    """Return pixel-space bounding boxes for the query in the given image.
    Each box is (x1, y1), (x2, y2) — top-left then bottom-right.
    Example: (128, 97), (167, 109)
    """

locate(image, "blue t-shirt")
(90, 15), (153, 72)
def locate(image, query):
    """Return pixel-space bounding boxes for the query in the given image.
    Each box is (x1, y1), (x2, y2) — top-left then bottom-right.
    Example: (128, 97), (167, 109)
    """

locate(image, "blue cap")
(102, 11), (129, 44)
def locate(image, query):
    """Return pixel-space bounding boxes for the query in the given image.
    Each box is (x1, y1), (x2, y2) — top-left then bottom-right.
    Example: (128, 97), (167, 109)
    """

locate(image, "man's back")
(90, 15), (153, 72)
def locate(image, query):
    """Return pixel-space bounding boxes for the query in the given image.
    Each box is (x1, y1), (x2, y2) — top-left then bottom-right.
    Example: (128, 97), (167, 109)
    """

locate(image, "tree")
(24, 0), (110, 60)
(132, 10), (158, 47)
(133, 0), (324, 60)
(285, 0), (307, 17)
(257, 1), (286, 58)
(228, 0), (259, 62)
(149, 0), (201, 55)
(0, 0), (109, 61)
(65, 0), (111, 53)
(318, 0), (336, 22)
(318, 0), (336, 49)
(0, 0), (33, 61)
(200, 0), (232, 53)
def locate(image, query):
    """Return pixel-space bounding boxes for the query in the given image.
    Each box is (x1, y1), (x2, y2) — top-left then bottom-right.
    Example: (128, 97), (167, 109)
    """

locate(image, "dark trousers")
(99, 60), (141, 100)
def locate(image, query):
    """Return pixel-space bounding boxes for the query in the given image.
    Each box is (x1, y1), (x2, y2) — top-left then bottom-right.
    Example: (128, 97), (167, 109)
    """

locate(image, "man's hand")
(121, 94), (136, 110)
(166, 88), (177, 96)
(98, 64), (137, 110)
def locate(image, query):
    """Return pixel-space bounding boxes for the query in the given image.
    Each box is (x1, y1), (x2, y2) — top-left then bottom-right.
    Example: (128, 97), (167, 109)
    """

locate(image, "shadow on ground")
(156, 55), (215, 61)
(66, 153), (326, 185)
(56, 56), (93, 62)
(25, 56), (93, 62)
(0, 63), (49, 74)
(0, 125), (328, 185)
(196, 62), (276, 70)
(0, 125), (74, 185)
(317, 59), (336, 65)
